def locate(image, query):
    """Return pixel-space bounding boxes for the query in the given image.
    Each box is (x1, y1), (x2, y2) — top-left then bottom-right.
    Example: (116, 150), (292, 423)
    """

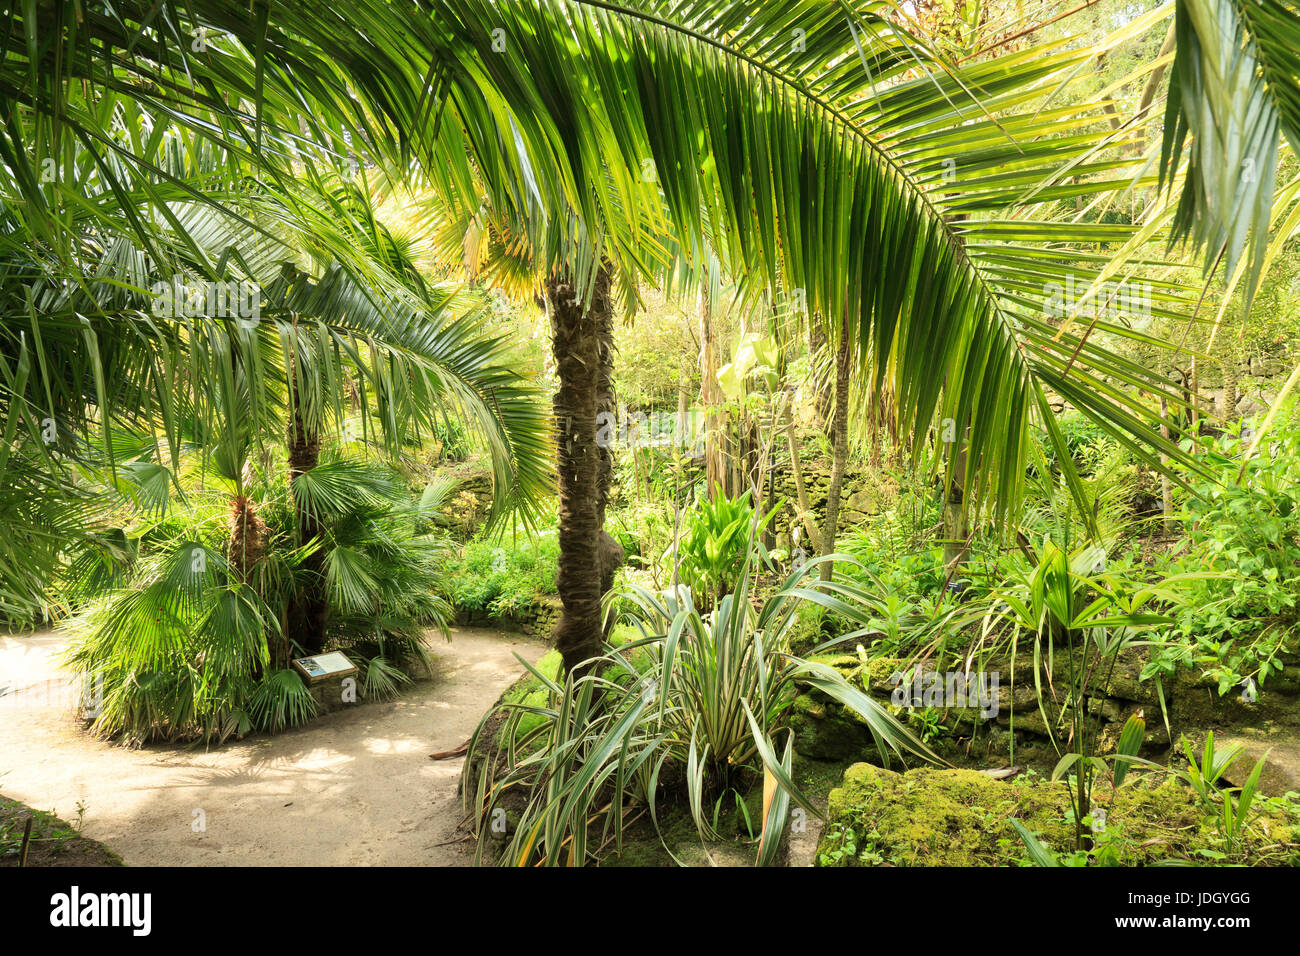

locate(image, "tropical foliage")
(64, 460), (453, 744)
(462, 556), (933, 866)
(3, 0), (1300, 872)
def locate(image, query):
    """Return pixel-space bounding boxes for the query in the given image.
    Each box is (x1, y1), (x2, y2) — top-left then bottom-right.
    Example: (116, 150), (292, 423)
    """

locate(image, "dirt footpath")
(0, 627), (545, 866)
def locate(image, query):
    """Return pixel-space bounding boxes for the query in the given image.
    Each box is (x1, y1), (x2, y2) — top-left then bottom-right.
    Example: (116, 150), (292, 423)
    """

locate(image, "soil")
(0, 627), (546, 866)
(0, 794), (122, 867)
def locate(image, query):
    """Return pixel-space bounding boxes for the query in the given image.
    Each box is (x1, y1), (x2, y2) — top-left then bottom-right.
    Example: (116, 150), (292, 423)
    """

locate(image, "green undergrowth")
(0, 795), (123, 867)
(492, 624), (648, 748)
(817, 763), (1300, 866)
(441, 531), (560, 620)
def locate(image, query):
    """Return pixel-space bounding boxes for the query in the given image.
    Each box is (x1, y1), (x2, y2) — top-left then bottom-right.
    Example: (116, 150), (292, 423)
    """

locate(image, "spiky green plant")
(674, 486), (779, 608)
(462, 554), (936, 866)
(988, 540), (1181, 850)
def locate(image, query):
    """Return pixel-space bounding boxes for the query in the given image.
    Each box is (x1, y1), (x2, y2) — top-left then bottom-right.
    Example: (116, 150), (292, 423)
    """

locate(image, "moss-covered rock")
(818, 764), (1073, 866)
(816, 764), (1299, 866)
(1219, 730), (1300, 797)
(789, 693), (875, 761)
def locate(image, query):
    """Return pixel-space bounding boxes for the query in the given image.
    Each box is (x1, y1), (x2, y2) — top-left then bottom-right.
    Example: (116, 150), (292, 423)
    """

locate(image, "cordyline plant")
(461, 552), (937, 866)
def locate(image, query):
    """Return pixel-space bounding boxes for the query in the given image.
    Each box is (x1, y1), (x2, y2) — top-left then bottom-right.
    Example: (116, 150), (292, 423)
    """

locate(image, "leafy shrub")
(1149, 411), (1300, 693)
(440, 529), (560, 619)
(63, 460), (450, 743)
(430, 415), (471, 461)
(837, 529), (948, 602)
(674, 486), (778, 606)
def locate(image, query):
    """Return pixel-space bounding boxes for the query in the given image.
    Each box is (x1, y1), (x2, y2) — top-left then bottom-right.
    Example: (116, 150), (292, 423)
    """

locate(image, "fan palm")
(0, 103), (549, 622)
(64, 454), (456, 744)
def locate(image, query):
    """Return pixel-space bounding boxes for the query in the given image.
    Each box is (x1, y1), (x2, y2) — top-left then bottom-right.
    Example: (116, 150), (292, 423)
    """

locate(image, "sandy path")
(0, 627), (545, 866)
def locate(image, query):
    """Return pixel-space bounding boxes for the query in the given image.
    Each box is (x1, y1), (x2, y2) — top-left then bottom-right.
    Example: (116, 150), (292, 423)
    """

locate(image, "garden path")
(0, 627), (544, 865)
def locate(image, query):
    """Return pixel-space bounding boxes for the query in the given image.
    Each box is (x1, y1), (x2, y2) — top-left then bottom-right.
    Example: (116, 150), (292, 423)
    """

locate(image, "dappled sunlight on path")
(0, 627), (545, 866)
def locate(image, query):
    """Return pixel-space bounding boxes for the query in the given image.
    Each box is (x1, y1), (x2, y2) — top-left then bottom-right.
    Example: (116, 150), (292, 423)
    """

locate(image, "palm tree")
(5, 0), (1222, 666)
(0, 101), (550, 632)
(420, 192), (628, 674)
(1156, 0), (1300, 453)
(1159, 0), (1300, 308)
(546, 263), (626, 674)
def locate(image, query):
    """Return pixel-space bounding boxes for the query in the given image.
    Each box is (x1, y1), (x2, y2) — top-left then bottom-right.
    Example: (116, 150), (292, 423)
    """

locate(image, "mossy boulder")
(806, 651), (900, 693)
(816, 763), (1298, 866)
(818, 764), (1075, 866)
(1219, 731), (1300, 797)
(789, 693), (875, 761)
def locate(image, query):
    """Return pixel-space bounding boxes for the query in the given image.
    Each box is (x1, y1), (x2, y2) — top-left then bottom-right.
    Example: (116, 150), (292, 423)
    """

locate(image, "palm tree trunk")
(593, 268), (624, 612)
(819, 312), (852, 582)
(286, 364), (328, 656)
(549, 263), (623, 677)
(1222, 348), (1240, 420)
(228, 496), (267, 582)
(228, 492), (280, 667)
(808, 311), (833, 431)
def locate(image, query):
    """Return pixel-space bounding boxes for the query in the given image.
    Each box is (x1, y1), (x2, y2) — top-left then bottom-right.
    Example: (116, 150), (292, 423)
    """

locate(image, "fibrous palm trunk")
(286, 372), (328, 656)
(549, 263), (624, 677)
(228, 495), (267, 582)
(808, 310), (833, 432)
(228, 492), (281, 667)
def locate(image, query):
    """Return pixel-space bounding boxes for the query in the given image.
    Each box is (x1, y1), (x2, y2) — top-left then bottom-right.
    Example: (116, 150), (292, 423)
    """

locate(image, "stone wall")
(456, 593), (561, 641)
(791, 646), (1300, 792)
(765, 455), (899, 547)
(429, 467), (494, 539)
(516, 595), (563, 640)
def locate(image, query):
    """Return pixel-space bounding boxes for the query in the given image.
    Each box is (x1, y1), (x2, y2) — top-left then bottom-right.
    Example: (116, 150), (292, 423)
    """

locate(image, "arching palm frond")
(2, 1), (1219, 534)
(1159, 0), (1300, 307)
